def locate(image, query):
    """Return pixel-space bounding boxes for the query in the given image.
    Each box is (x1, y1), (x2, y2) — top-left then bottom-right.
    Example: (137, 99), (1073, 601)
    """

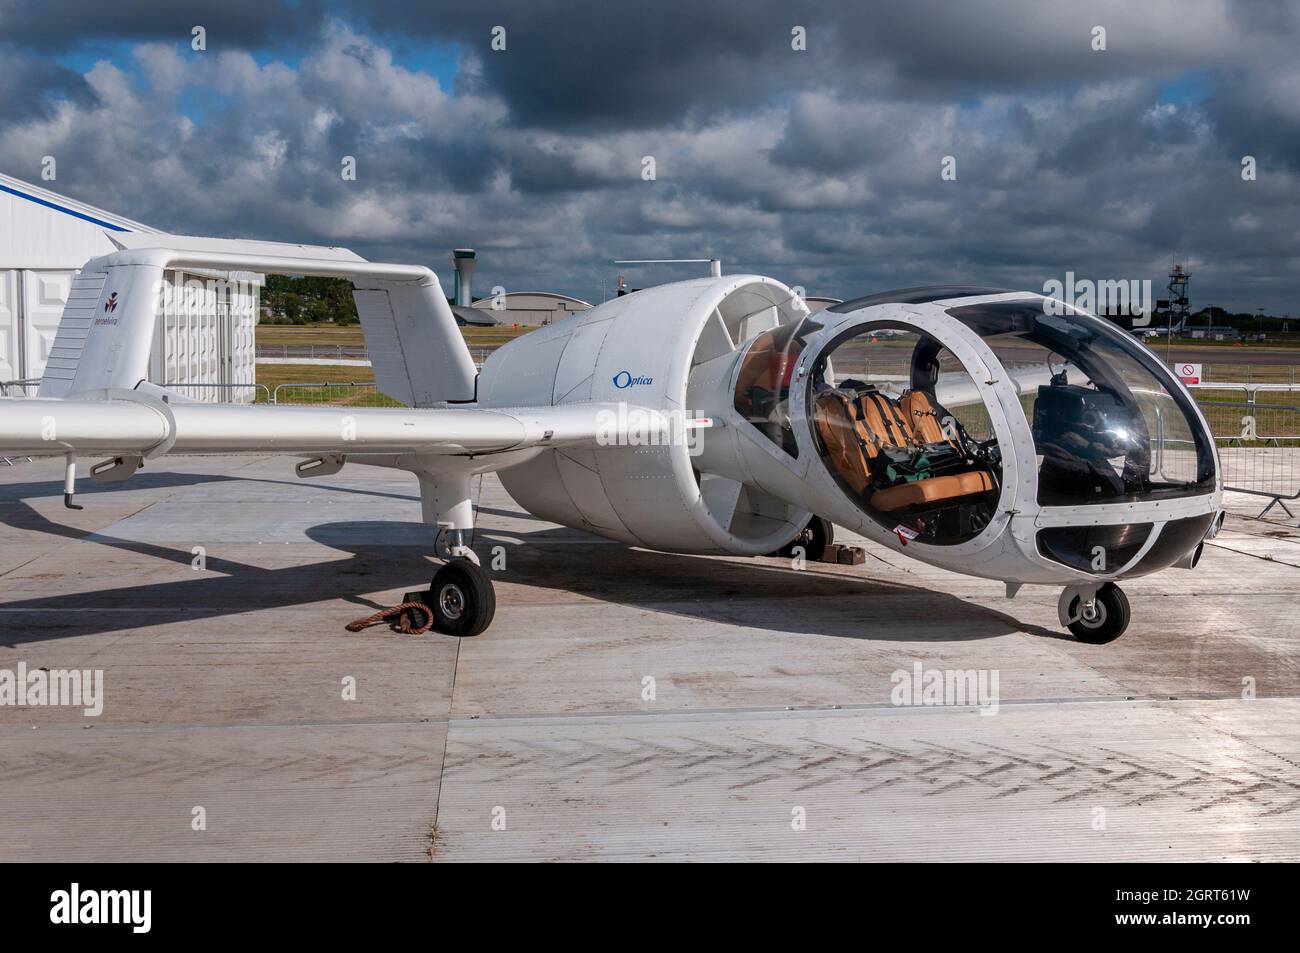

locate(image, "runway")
(1, 455), (1298, 861)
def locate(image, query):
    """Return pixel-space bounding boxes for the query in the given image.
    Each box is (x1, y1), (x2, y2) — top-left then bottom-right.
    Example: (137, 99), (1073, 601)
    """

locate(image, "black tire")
(1066, 582), (1130, 644)
(429, 559), (496, 637)
(773, 516), (834, 562)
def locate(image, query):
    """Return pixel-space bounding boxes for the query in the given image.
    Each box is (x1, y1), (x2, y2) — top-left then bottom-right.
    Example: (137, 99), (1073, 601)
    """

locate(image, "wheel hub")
(439, 583), (466, 621)
(1080, 600), (1106, 627)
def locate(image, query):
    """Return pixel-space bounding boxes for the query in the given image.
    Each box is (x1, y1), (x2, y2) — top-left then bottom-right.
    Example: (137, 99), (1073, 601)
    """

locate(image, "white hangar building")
(0, 173), (261, 400)
(471, 291), (593, 327)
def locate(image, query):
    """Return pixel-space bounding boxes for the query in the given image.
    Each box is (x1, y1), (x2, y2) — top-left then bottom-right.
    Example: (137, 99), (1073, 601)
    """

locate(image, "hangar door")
(0, 269), (74, 391)
(0, 271), (16, 384)
(0, 267), (259, 401)
(153, 272), (259, 403)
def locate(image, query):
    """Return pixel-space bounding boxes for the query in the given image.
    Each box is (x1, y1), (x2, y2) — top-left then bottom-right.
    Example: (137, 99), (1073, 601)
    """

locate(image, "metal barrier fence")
(1188, 382), (1300, 519)
(1196, 363), (1300, 386)
(271, 381), (404, 407)
(0, 379), (40, 397)
(256, 343), (493, 365)
(256, 343), (369, 361)
(159, 382), (271, 404)
(1190, 386), (1300, 439)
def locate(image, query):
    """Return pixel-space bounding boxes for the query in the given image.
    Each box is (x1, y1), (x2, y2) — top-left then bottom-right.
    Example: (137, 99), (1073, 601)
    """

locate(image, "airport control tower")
(1165, 263), (1191, 334)
(452, 248), (477, 307)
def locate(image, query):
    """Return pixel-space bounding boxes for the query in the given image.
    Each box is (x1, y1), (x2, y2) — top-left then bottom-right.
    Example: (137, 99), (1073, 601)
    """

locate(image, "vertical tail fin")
(352, 275), (478, 406)
(38, 256), (160, 398)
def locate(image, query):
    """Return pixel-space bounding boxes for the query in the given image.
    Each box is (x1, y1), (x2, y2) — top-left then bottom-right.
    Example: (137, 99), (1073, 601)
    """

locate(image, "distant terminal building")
(0, 172), (260, 400)
(449, 247), (590, 326)
(471, 291), (593, 327)
(1187, 326), (1240, 341)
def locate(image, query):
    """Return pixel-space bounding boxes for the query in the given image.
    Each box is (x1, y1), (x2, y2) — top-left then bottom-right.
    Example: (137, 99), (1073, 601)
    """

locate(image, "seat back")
(899, 390), (959, 450)
(857, 391), (913, 450)
(813, 391), (876, 495)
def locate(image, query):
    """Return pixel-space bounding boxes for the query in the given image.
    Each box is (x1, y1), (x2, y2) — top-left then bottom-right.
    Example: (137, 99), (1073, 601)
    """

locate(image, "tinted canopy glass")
(947, 300), (1216, 505)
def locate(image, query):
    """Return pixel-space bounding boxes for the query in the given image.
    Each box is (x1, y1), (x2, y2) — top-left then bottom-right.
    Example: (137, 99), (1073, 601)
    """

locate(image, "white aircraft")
(0, 236), (1222, 643)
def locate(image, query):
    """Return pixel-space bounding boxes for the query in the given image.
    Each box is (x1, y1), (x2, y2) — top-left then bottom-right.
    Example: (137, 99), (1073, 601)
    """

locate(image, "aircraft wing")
(0, 396), (693, 459)
(935, 363), (1054, 408)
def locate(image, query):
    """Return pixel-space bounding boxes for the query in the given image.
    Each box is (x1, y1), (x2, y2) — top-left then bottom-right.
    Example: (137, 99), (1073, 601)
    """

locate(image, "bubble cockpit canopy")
(781, 296), (1216, 548)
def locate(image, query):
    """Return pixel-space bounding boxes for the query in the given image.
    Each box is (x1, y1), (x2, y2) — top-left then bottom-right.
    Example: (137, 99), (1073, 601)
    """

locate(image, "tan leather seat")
(816, 387), (995, 511)
(870, 470), (996, 512)
(898, 390), (955, 447)
(813, 391), (875, 494)
(856, 390), (913, 450)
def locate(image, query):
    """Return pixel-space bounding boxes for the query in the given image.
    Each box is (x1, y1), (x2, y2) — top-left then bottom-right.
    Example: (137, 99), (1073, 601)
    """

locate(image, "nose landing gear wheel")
(429, 558), (496, 637)
(1064, 582), (1130, 644)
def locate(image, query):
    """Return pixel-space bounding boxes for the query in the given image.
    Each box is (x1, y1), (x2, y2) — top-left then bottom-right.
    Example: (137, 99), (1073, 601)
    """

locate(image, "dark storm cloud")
(0, 0), (328, 50)
(0, 1), (1298, 312)
(343, 0), (1299, 128)
(0, 49), (97, 120)
(347, 0), (834, 130)
(1204, 73), (1300, 174)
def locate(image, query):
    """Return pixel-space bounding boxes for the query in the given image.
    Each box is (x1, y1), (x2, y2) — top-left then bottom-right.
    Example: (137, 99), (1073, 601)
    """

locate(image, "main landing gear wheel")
(429, 558), (496, 637)
(773, 516), (834, 562)
(1064, 582), (1130, 644)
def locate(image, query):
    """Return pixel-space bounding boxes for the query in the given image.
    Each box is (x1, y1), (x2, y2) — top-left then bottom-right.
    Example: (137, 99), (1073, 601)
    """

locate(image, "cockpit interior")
(806, 326), (1002, 545)
(732, 320), (1002, 546)
(732, 298), (1216, 551)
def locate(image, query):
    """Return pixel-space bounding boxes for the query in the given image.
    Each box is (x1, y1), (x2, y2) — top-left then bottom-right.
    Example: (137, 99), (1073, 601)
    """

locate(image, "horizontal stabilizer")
(37, 238), (477, 405)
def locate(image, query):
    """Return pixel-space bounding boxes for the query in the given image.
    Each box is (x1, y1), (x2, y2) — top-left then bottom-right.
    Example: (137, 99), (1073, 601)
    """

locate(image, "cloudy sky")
(1, 0), (1298, 312)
